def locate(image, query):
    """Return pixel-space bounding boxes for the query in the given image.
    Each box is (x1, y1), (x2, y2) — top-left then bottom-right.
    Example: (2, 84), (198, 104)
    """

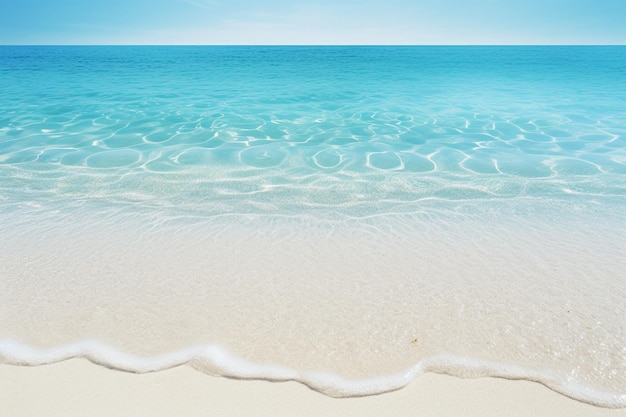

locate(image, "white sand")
(1, 361), (625, 417)
(1, 212), (625, 405)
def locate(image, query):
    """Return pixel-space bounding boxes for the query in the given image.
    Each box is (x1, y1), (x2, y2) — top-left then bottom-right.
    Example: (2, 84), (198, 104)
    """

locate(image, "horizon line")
(2, 43), (625, 47)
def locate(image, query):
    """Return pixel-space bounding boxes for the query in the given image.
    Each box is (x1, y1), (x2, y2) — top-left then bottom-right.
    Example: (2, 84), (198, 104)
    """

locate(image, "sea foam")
(1, 339), (625, 408)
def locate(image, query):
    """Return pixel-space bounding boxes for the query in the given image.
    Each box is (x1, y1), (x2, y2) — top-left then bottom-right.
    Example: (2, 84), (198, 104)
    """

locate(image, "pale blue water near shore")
(1, 46), (626, 407)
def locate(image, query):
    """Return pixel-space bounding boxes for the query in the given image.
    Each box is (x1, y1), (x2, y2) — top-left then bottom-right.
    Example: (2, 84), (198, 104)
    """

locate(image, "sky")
(0, 0), (624, 45)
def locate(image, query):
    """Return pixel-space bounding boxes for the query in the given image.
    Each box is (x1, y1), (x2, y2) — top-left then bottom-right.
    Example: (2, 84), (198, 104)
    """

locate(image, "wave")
(1, 338), (624, 409)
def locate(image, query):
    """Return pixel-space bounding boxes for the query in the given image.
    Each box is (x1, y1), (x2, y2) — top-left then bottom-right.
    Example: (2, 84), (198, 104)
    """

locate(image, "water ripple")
(1, 46), (625, 221)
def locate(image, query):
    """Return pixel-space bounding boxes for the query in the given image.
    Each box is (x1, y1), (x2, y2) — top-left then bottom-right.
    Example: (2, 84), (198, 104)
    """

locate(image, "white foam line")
(1, 339), (624, 408)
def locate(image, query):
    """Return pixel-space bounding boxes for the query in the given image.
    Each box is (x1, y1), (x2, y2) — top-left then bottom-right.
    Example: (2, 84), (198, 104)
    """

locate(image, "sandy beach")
(2, 360), (625, 417)
(1, 211), (625, 411)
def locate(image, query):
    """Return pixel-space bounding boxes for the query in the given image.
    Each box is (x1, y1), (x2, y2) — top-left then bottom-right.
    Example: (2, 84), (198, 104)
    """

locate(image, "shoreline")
(2, 338), (624, 407)
(2, 360), (626, 417)
(2, 211), (625, 406)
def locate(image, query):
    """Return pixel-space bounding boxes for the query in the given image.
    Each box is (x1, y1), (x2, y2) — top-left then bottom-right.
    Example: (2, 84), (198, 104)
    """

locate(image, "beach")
(1, 46), (625, 414)
(2, 360), (626, 417)
(1, 209), (625, 410)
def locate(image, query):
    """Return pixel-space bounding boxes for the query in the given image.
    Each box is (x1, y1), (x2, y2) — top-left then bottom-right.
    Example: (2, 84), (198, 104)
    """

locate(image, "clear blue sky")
(1, 0), (624, 45)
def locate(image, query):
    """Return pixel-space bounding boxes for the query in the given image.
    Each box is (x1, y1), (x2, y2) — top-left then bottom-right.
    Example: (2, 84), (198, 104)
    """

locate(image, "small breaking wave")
(1, 339), (624, 409)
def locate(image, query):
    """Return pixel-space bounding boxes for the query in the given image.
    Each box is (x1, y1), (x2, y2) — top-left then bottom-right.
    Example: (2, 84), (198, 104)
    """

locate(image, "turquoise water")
(1, 46), (625, 222)
(1, 46), (626, 407)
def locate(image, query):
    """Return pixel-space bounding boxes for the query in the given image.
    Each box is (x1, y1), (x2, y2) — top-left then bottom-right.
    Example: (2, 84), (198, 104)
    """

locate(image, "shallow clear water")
(1, 46), (625, 407)
(1, 46), (625, 220)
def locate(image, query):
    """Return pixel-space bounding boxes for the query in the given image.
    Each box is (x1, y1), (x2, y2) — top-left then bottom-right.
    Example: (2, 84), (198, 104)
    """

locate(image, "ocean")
(0, 46), (625, 407)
